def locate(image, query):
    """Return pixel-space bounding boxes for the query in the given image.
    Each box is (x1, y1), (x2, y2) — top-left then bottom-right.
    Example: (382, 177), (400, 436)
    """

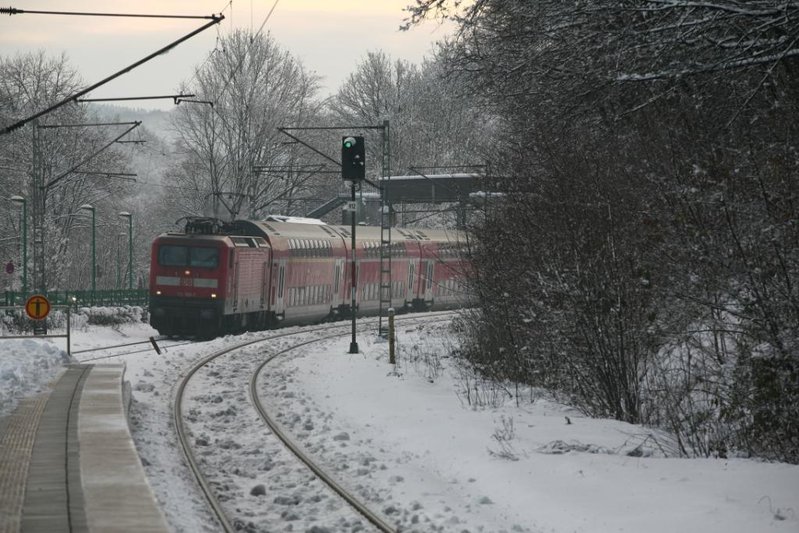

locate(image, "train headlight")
(156, 290), (162, 295)
(211, 293), (217, 299)
(184, 270), (191, 276)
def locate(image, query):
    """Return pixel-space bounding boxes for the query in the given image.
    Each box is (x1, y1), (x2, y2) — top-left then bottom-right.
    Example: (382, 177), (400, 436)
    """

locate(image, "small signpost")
(0, 297), (70, 356)
(25, 294), (50, 335)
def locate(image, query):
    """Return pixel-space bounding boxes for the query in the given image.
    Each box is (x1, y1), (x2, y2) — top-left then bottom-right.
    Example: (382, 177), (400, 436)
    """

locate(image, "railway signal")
(341, 136), (365, 181)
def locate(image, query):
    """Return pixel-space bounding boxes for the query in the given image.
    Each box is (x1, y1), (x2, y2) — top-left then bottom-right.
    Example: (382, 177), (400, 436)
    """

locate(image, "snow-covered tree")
(170, 30), (323, 221)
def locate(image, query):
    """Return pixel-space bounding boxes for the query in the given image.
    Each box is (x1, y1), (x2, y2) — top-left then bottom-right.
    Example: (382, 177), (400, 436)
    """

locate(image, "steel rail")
(249, 313), (456, 533)
(172, 323), (359, 533)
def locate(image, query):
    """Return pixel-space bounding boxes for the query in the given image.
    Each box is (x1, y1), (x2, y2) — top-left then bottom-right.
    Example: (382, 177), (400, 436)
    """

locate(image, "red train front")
(149, 218), (272, 337)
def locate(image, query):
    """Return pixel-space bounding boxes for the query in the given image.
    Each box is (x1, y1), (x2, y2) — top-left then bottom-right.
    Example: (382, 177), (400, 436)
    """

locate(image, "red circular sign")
(25, 294), (51, 320)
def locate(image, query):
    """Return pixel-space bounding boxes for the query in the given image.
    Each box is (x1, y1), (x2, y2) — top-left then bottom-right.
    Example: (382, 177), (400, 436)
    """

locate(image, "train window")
(158, 245), (188, 266)
(158, 245), (219, 269)
(334, 264), (340, 293)
(426, 262), (433, 289)
(190, 247), (219, 268)
(278, 266), (285, 298)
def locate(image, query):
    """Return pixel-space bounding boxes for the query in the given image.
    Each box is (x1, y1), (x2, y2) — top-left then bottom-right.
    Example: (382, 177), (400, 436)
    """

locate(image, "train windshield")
(158, 245), (219, 268)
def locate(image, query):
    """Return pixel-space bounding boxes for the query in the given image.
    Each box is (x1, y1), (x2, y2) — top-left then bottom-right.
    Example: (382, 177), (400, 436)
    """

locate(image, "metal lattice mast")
(378, 120), (391, 336)
(32, 122), (46, 293)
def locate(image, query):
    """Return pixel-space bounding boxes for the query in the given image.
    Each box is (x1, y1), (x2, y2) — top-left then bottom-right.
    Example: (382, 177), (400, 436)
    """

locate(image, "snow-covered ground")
(1, 317), (798, 532)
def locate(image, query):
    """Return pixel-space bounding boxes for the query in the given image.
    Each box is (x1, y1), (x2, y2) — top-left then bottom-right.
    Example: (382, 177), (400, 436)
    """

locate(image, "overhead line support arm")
(45, 122), (141, 190)
(0, 13), (223, 134)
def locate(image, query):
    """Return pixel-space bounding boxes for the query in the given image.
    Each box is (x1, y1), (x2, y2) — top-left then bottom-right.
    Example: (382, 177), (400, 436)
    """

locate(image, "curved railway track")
(174, 312), (457, 532)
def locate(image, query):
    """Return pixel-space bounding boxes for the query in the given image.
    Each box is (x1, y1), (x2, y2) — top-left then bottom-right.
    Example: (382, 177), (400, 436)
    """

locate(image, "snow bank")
(0, 339), (70, 417)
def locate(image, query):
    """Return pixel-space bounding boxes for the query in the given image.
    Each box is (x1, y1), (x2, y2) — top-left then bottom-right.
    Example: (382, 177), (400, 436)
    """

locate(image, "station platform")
(0, 363), (168, 533)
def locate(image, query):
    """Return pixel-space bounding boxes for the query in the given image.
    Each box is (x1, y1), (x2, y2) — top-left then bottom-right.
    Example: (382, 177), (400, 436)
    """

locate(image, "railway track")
(174, 312), (456, 532)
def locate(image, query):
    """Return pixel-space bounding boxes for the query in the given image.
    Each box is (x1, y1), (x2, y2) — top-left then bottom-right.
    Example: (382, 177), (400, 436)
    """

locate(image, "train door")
(407, 261), (416, 303)
(333, 258), (344, 308)
(261, 258), (272, 309)
(232, 254), (240, 309)
(423, 260), (434, 303)
(261, 246), (272, 311)
(275, 261), (286, 315)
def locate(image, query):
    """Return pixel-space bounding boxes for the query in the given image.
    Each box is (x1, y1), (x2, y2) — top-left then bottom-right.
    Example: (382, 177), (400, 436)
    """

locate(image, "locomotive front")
(149, 233), (230, 336)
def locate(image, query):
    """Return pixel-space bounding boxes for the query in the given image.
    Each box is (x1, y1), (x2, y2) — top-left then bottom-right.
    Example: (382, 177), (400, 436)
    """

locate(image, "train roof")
(195, 218), (469, 246)
(155, 232), (232, 242)
(234, 219), (341, 240)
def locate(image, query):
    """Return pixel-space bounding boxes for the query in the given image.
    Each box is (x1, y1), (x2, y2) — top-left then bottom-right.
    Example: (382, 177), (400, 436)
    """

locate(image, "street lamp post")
(79, 204), (96, 297)
(115, 232), (124, 289)
(119, 211), (133, 290)
(10, 195), (26, 296)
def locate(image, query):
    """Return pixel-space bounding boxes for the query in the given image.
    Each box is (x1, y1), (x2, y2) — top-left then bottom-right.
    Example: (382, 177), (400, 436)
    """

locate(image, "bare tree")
(0, 51), (137, 291)
(171, 30), (322, 221)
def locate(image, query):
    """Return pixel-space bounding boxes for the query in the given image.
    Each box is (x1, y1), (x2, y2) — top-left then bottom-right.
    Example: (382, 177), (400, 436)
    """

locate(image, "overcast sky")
(1, 1), (453, 110)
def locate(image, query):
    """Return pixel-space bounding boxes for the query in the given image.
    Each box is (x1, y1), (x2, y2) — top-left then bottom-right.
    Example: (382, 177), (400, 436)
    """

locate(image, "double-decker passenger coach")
(149, 216), (469, 337)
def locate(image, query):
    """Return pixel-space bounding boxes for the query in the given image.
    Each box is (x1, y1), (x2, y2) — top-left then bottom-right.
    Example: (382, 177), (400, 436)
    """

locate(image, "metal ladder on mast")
(378, 120), (391, 337)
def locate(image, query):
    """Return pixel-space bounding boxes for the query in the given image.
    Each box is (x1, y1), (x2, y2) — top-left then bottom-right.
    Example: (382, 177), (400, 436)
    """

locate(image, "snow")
(1, 317), (798, 532)
(265, 215), (327, 225)
(380, 173), (480, 181)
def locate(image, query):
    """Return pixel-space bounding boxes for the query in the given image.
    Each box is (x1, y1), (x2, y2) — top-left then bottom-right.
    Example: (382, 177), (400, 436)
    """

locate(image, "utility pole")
(79, 204), (96, 297)
(10, 195), (27, 295)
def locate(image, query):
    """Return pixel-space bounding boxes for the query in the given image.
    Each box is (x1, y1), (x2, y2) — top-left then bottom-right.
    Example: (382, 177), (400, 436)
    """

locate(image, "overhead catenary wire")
(0, 8), (218, 19)
(192, 0), (281, 106)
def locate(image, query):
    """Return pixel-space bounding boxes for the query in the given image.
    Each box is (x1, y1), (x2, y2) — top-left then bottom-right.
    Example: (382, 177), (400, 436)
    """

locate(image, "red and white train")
(149, 217), (469, 337)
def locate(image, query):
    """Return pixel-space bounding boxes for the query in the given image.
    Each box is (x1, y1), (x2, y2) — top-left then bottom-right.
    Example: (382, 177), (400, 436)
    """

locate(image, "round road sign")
(25, 294), (51, 320)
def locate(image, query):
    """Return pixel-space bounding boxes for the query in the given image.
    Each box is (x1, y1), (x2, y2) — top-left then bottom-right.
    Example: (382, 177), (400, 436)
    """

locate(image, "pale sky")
(1, 1), (453, 109)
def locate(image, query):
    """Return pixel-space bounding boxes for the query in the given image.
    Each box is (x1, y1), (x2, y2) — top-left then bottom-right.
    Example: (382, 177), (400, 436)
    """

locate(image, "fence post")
(388, 307), (395, 365)
(66, 306), (71, 357)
